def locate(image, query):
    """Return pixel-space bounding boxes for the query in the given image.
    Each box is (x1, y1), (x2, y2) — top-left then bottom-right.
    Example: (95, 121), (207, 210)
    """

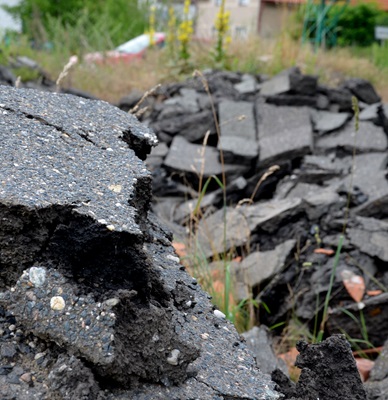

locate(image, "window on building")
(214, 0), (222, 6)
(238, 0), (249, 5)
(235, 26), (248, 38)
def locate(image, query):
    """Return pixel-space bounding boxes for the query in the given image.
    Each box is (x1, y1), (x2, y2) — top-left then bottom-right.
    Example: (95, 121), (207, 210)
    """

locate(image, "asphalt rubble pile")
(0, 59), (386, 398)
(126, 67), (388, 399)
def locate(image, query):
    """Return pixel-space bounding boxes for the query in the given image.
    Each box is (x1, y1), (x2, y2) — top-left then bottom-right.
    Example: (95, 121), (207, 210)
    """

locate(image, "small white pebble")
(50, 296), (65, 311)
(8, 324), (16, 331)
(185, 300), (192, 307)
(357, 302), (365, 310)
(98, 219), (107, 225)
(104, 298), (120, 307)
(28, 267), (46, 287)
(34, 352), (45, 360)
(201, 333), (209, 340)
(214, 310), (226, 319)
(167, 349), (180, 365)
(106, 225), (115, 231)
(167, 255), (180, 263)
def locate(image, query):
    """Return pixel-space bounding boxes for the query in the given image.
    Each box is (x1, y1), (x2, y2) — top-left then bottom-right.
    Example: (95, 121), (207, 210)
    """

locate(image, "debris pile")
(136, 67), (388, 399)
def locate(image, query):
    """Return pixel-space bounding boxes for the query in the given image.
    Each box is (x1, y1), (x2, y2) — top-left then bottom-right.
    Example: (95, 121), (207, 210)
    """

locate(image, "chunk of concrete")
(242, 326), (289, 376)
(257, 103), (313, 165)
(260, 67), (317, 97)
(164, 135), (248, 178)
(294, 335), (367, 399)
(317, 120), (388, 152)
(236, 239), (296, 287)
(359, 102), (388, 122)
(218, 100), (259, 163)
(347, 217), (388, 262)
(218, 99), (256, 140)
(234, 74), (258, 95)
(333, 152), (388, 217)
(196, 198), (302, 257)
(343, 78), (381, 104)
(365, 337), (388, 399)
(311, 110), (350, 134)
(218, 136), (259, 164)
(151, 109), (216, 142)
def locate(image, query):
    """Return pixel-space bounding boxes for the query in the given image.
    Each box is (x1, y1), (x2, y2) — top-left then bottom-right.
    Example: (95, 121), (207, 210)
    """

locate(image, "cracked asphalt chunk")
(0, 85), (280, 399)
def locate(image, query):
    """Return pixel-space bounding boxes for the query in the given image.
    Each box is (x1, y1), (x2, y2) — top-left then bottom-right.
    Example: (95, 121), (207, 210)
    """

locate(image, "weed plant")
(177, 0), (194, 61)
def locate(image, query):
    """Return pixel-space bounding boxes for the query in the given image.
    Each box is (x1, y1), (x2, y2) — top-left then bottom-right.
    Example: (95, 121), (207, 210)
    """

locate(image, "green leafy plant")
(333, 3), (381, 47)
(177, 0), (194, 61)
(4, 0), (149, 51)
(213, 0), (231, 64)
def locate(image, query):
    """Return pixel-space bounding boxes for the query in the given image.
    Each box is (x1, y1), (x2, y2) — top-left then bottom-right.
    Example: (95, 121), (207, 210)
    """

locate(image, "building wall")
(259, 2), (297, 38)
(196, 0), (260, 39)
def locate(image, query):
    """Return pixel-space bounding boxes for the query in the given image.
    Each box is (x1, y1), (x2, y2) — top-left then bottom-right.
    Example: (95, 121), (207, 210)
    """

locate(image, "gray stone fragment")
(257, 103), (313, 165)
(242, 326), (288, 376)
(260, 67), (317, 97)
(303, 154), (350, 174)
(311, 110), (350, 134)
(331, 152), (388, 217)
(369, 337), (388, 381)
(164, 136), (248, 178)
(28, 267), (46, 287)
(347, 217), (388, 262)
(281, 181), (342, 219)
(294, 335), (367, 400)
(343, 78), (381, 104)
(236, 239), (296, 287)
(218, 100), (258, 163)
(164, 136), (221, 176)
(218, 136), (259, 164)
(298, 154), (351, 183)
(163, 88), (200, 114)
(304, 186), (342, 220)
(197, 198), (302, 257)
(48, 355), (101, 399)
(359, 102), (388, 122)
(218, 100), (256, 140)
(234, 74), (258, 94)
(260, 72), (291, 96)
(317, 120), (388, 152)
(152, 109), (216, 142)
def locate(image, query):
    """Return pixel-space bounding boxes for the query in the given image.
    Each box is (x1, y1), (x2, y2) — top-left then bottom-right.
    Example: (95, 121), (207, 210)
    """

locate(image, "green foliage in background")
(295, 2), (388, 48)
(3, 0), (149, 52)
(332, 3), (381, 47)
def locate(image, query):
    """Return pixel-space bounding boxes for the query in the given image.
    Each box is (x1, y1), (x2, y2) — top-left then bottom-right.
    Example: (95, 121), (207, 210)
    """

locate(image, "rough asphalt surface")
(0, 86), (279, 399)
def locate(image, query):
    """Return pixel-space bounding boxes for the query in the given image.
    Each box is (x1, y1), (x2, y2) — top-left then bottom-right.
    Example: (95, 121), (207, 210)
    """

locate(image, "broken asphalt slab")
(0, 85), (280, 399)
(256, 103), (313, 166)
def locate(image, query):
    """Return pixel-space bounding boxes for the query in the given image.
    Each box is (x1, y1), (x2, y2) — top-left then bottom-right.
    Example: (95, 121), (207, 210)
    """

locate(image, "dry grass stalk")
(15, 76), (21, 88)
(56, 55), (78, 92)
(129, 83), (161, 116)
